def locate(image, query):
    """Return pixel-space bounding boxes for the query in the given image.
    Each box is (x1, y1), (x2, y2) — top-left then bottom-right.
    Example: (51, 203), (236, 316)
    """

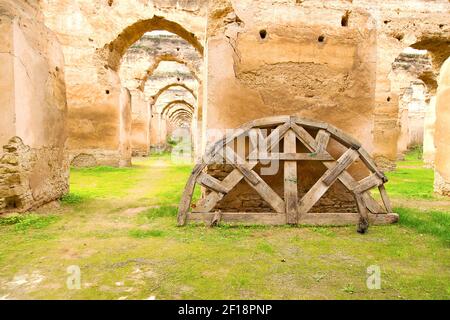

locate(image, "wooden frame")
(177, 116), (398, 233)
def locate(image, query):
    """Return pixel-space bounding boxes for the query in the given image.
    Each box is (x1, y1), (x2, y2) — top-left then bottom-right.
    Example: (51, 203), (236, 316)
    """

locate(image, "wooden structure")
(177, 116), (398, 233)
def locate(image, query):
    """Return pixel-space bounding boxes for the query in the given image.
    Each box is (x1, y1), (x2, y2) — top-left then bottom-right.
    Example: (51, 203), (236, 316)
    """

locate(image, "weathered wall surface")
(367, 0), (449, 169)
(203, 0), (450, 211)
(0, 0), (68, 213)
(206, 0), (377, 150)
(390, 49), (431, 158)
(130, 90), (151, 156)
(423, 96), (437, 167)
(40, 0), (207, 166)
(434, 57), (450, 196)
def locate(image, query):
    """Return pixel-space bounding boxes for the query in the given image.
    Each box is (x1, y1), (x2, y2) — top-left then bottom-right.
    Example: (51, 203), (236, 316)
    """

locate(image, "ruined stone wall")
(40, 0), (207, 166)
(130, 90), (151, 156)
(0, 0), (68, 213)
(203, 0), (450, 211)
(391, 49), (432, 158)
(206, 0), (377, 148)
(434, 57), (450, 196)
(423, 96), (437, 167)
(365, 0), (450, 169)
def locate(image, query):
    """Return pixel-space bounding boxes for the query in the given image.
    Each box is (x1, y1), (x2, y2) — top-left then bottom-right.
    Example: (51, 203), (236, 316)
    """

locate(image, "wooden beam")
(315, 130), (331, 152)
(224, 147), (260, 185)
(197, 123), (290, 213)
(290, 122), (319, 152)
(327, 124), (362, 149)
(284, 130), (298, 224)
(188, 212), (399, 226)
(298, 149), (359, 214)
(353, 174), (383, 194)
(354, 192), (370, 233)
(322, 149), (359, 186)
(291, 116), (328, 129)
(177, 163), (207, 226)
(358, 147), (388, 182)
(197, 173), (231, 194)
(379, 185), (393, 213)
(248, 153), (334, 161)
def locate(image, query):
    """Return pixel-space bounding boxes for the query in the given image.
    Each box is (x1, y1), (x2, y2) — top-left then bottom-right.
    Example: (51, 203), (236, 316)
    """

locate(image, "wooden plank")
(358, 147), (388, 182)
(224, 147), (260, 185)
(327, 124), (362, 149)
(298, 212), (398, 226)
(284, 130), (298, 224)
(248, 129), (262, 153)
(248, 152), (334, 161)
(320, 160), (384, 214)
(362, 191), (386, 214)
(291, 116), (328, 129)
(315, 130), (331, 152)
(188, 212), (399, 226)
(248, 122), (291, 159)
(354, 192), (370, 233)
(177, 163), (207, 226)
(226, 147), (285, 213)
(251, 115), (290, 128)
(209, 211), (222, 227)
(297, 177), (330, 215)
(290, 122), (319, 152)
(353, 174), (383, 194)
(298, 149), (358, 214)
(189, 212), (287, 225)
(378, 184), (393, 213)
(197, 173), (230, 194)
(196, 123), (291, 213)
(194, 192), (225, 213)
(202, 122), (255, 164)
(322, 149), (359, 186)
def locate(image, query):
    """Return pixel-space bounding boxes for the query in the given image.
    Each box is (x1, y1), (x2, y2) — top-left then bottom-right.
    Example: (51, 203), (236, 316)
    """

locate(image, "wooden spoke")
(249, 152), (334, 161)
(378, 184), (393, 213)
(197, 173), (231, 194)
(225, 146), (285, 213)
(290, 122), (319, 152)
(284, 130), (298, 224)
(298, 149), (359, 214)
(177, 163), (207, 226)
(322, 149), (359, 186)
(315, 130), (331, 152)
(353, 174), (383, 194)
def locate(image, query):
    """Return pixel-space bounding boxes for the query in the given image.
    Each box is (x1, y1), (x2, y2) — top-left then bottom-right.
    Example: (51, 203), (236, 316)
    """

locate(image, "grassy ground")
(0, 153), (449, 300)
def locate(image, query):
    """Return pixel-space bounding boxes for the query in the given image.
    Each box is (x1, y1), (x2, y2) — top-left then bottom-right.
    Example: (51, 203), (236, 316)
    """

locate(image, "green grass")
(0, 151), (449, 300)
(0, 214), (60, 231)
(386, 166), (436, 199)
(396, 207), (450, 245)
(129, 229), (165, 238)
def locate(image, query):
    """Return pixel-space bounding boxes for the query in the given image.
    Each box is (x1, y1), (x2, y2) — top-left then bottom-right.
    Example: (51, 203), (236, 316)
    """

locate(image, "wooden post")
(284, 129), (298, 224)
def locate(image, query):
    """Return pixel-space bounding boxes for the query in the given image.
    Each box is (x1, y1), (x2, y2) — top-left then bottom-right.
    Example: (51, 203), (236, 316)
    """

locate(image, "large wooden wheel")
(178, 116), (398, 233)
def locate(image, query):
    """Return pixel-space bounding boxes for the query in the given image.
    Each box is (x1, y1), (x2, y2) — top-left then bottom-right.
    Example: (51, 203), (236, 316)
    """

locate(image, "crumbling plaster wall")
(434, 57), (450, 196)
(204, 0), (450, 167)
(40, 0), (207, 166)
(390, 49), (432, 158)
(0, 0), (68, 213)
(365, 0), (449, 169)
(205, 0), (377, 149)
(203, 0), (450, 211)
